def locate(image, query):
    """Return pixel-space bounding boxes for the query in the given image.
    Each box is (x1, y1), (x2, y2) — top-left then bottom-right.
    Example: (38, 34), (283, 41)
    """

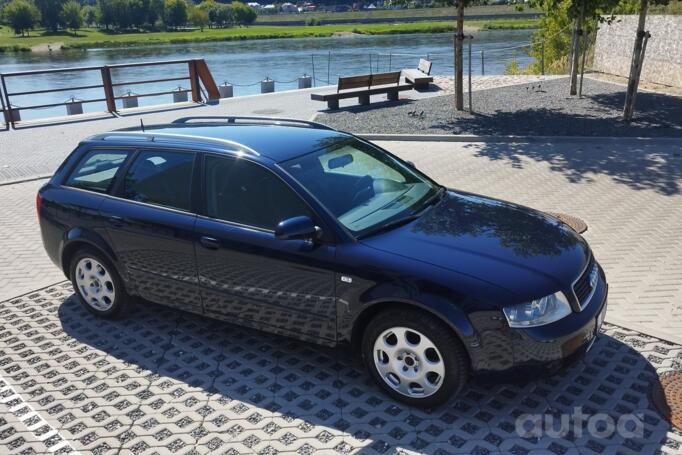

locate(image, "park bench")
(402, 58), (433, 90)
(311, 71), (413, 110)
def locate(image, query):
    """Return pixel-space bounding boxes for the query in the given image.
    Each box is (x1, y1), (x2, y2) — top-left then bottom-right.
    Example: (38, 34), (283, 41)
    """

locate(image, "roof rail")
(88, 131), (260, 156)
(171, 116), (335, 131)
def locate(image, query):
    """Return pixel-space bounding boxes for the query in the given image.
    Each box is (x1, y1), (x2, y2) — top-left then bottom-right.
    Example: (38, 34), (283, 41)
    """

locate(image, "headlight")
(503, 291), (572, 328)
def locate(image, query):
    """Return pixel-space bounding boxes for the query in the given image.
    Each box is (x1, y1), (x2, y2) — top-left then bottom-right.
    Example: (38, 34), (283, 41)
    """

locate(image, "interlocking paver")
(0, 282), (678, 453)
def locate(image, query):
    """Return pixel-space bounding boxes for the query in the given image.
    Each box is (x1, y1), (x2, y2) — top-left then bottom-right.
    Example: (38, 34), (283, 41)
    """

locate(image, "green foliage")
(188, 5), (208, 30)
(230, 2), (257, 26)
(504, 51), (523, 74)
(82, 5), (97, 27)
(34, 0), (65, 31)
(60, 0), (82, 35)
(1, 0), (40, 36)
(164, 0), (187, 28)
(305, 16), (321, 26)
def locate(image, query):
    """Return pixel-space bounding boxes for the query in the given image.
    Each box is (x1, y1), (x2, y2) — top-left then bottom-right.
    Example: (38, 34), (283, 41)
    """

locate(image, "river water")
(0, 29), (534, 120)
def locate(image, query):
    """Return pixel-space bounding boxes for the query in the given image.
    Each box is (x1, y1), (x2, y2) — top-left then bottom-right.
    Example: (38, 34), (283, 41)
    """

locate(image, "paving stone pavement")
(0, 283), (680, 454)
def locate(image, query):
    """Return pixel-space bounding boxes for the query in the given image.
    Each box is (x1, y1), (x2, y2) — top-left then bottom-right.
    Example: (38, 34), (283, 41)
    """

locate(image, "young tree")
(622, 0), (669, 121)
(60, 0), (83, 36)
(164, 0), (187, 29)
(188, 5), (208, 31)
(230, 1), (256, 26)
(453, 0), (467, 111)
(34, 0), (66, 31)
(82, 5), (97, 27)
(2, 0), (40, 36)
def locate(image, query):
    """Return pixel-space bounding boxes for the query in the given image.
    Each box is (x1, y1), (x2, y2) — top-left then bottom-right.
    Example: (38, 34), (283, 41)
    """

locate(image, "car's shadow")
(55, 287), (675, 453)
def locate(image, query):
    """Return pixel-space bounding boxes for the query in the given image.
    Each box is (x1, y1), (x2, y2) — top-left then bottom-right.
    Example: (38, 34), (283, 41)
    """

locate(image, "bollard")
(298, 75), (312, 89)
(173, 87), (189, 103)
(261, 78), (275, 94)
(218, 83), (233, 98)
(5, 106), (20, 123)
(121, 91), (139, 109)
(66, 97), (83, 116)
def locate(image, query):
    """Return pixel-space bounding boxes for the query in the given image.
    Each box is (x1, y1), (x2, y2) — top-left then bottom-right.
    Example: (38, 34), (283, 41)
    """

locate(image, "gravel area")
(316, 77), (682, 137)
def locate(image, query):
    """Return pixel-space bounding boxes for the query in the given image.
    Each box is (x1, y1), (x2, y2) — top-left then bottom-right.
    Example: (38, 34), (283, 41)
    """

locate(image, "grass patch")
(0, 19), (539, 52)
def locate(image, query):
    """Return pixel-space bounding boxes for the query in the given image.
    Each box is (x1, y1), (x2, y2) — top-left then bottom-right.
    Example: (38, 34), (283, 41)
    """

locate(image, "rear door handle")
(199, 236), (220, 250)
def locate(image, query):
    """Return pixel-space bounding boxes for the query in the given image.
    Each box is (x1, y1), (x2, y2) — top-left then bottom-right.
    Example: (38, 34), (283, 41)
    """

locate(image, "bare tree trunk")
(569, 0), (586, 95)
(454, 0), (464, 111)
(623, 0), (649, 121)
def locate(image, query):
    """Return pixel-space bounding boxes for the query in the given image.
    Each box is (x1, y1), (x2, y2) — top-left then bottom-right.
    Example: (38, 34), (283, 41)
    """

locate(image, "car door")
(99, 148), (202, 313)
(194, 154), (337, 344)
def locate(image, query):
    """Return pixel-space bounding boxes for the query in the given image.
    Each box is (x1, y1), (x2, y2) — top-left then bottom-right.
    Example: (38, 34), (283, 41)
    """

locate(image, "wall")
(592, 15), (681, 87)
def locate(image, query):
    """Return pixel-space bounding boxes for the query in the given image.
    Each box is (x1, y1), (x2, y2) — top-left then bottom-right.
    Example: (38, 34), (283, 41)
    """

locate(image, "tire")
(361, 308), (469, 408)
(69, 248), (129, 319)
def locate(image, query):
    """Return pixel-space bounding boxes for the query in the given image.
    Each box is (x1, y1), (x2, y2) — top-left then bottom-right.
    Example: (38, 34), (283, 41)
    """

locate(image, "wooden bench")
(402, 58), (433, 90)
(311, 71), (413, 110)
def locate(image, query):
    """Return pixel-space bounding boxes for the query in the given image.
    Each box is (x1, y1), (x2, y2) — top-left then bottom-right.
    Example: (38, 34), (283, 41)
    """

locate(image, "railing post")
(481, 50), (485, 76)
(1, 75), (15, 128)
(311, 54), (316, 88)
(541, 41), (545, 75)
(188, 60), (201, 103)
(101, 66), (117, 114)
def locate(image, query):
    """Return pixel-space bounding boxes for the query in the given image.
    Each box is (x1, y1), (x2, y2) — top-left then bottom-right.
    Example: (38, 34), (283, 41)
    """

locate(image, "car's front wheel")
(362, 309), (469, 408)
(70, 248), (129, 318)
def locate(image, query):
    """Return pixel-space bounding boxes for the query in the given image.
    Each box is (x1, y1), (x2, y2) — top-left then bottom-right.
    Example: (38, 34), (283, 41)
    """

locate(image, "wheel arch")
(349, 298), (475, 364)
(61, 228), (124, 282)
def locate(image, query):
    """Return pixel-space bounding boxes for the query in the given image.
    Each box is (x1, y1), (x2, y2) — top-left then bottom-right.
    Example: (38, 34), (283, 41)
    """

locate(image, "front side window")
(122, 150), (194, 211)
(281, 139), (439, 237)
(205, 155), (312, 230)
(64, 150), (129, 193)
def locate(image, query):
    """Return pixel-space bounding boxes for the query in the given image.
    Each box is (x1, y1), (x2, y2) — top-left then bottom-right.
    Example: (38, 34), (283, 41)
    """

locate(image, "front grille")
(573, 259), (596, 308)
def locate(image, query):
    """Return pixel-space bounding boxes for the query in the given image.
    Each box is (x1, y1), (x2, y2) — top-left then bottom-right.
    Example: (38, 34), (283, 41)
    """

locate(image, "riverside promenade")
(0, 75), (681, 454)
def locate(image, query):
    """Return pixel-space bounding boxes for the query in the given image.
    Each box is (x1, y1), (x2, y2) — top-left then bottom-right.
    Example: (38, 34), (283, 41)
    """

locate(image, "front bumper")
(468, 275), (608, 380)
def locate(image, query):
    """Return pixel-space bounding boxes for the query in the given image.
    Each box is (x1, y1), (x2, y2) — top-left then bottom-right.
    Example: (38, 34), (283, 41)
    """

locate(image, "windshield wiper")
(357, 213), (421, 239)
(419, 186), (446, 211)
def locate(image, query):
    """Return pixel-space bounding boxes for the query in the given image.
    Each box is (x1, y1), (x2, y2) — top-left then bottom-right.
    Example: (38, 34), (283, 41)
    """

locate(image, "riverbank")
(0, 19), (539, 53)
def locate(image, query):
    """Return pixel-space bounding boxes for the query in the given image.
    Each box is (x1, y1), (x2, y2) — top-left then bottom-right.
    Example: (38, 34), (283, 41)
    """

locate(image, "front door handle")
(199, 236), (220, 250)
(108, 215), (125, 227)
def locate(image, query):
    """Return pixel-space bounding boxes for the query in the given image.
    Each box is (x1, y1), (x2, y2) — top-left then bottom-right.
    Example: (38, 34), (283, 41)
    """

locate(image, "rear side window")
(64, 150), (129, 193)
(121, 150), (194, 211)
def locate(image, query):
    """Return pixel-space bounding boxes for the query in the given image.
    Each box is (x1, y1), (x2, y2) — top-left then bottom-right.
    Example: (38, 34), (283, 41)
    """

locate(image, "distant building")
(281, 2), (299, 13)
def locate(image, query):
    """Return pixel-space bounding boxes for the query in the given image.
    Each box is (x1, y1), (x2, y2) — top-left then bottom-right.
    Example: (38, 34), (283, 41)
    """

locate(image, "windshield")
(281, 139), (439, 237)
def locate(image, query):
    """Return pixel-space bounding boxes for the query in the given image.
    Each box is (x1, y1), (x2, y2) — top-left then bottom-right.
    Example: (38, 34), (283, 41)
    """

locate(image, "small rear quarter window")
(64, 150), (129, 193)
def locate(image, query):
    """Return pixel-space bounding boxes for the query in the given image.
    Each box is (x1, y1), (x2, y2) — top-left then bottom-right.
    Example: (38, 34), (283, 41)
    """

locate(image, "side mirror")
(275, 216), (321, 241)
(405, 160), (416, 169)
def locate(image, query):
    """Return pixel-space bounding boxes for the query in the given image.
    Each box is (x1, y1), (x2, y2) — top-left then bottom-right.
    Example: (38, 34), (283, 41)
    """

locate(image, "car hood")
(361, 190), (590, 301)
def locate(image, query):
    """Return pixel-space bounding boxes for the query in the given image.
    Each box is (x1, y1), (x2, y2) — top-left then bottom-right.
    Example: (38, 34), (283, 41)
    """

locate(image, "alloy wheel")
(75, 257), (116, 311)
(373, 326), (445, 398)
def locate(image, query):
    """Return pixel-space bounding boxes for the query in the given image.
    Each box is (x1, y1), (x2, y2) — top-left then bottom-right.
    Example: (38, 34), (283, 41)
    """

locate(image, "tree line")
(0, 0), (258, 36)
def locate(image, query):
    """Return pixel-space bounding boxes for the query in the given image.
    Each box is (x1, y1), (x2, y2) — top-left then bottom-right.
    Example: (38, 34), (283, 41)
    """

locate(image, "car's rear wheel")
(70, 248), (128, 318)
(362, 309), (469, 408)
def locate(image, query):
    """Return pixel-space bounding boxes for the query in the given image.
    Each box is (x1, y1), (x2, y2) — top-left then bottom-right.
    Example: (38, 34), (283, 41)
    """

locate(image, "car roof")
(98, 121), (352, 162)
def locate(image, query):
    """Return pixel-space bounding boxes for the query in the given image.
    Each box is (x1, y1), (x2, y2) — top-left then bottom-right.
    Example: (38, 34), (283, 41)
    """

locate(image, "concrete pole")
(454, 0), (465, 111)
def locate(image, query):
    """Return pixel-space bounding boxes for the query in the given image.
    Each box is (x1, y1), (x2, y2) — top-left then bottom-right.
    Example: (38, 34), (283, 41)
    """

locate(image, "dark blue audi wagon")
(38, 116), (607, 407)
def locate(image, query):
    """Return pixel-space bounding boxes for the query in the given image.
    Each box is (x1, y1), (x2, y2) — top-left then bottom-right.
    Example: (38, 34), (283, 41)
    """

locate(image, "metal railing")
(0, 59), (220, 129)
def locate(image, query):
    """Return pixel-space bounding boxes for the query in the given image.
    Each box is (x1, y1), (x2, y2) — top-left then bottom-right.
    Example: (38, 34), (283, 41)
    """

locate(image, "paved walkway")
(0, 75), (565, 184)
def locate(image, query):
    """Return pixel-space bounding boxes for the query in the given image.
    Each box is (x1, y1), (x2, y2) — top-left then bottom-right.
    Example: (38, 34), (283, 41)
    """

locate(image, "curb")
(0, 174), (51, 187)
(605, 315), (682, 346)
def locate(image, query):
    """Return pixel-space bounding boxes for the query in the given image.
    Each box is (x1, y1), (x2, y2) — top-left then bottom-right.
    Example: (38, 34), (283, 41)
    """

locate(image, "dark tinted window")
(65, 150), (129, 193)
(205, 155), (311, 230)
(122, 151), (194, 211)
